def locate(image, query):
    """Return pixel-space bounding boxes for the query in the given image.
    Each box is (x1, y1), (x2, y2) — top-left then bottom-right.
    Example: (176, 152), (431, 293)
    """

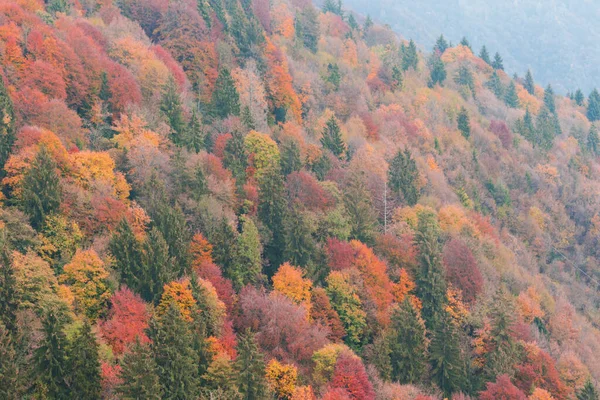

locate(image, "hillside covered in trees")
(2, 0), (600, 399)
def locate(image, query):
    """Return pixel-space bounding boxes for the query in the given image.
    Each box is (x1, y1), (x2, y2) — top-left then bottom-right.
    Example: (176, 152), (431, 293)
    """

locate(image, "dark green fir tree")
(118, 338), (163, 400)
(524, 69), (535, 95)
(320, 115), (346, 159)
(388, 149), (419, 206)
(68, 321), (102, 400)
(492, 52), (504, 70)
(479, 46), (491, 65)
(389, 299), (428, 384)
(211, 68), (241, 119)
(457, 107), (471, 139)
(588, 89), (600, 122)
(235, 331), (268, 400)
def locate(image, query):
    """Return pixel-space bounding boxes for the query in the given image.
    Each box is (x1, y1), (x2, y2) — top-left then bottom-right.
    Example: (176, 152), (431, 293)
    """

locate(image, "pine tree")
(459, 37), (471, 50)
(429, 310), (466, 397)
(588, 124), (599, 156)
(479, 46), (491, 65)
(186, 110), (205, 153)
(492, 52), (504, 70)
(236, 331), (268, 400)
(415, 211), (446, 331)
(344, 171), (378, 246)
(388, 149), (419, 206)
(149, 201), (191, 276)
(223, 130), (248, 187)
(389, 299), (428, 384)
(321, 115), (346, 159)
(0, 75), (15, 177)
(577, 380), (600, 400)
(516, 108), (536, 143)
(326, 63), (341, 90)
(391, 65), (403, 91)
(433, 35), (449, 54)
(504, 81), (519, 108)
(284, 208), (316, 268)
(109, 219), (144, 293)
(486, 71), (504, 99)
(68, 321), (102, 400)
(257, 167), (287, 276)
(588, 89), (600, 122)
(428, 57), (447, 88)
(280, 140), (302, 176)
(574, 89), (585, 106)
(231, 215), (263, 288)
(524, 69), (535, 95)
(20, 146), (61, 230)
(118, 338), (163, 400)
(149, 304), (199, 399)
(212, 68), (241, 119)
(544, 84), (556, 114)
(0, 322), (30, 399)
(33, 310), (70, 399)
(141, 228), (177, 303)
(0, 231), (17, 334)
(402, 40), (419, 71)
(457, 107), (471, 139)
(161, 77), (186, 146)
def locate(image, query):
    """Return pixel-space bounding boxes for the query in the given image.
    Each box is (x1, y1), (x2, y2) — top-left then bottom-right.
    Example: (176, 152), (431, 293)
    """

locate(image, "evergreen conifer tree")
(257, 167), (287, 276)
(492, 52), (504, 70)
(0, 75), (15, 177)
(574, 89), (585, 106)
(588, 89), (600, 122)
(428, 57), (447, 88)
(402, 40), (419, 71)
(388, 149), (419, 206)
(415, 211), (446, 330)
(320, 115), (346, 159)
(33, 310), (70, 399)
(588, 124), (599, 156)
(236, 331), (268, 400)
(284, 208), (316, 268)
(524, 69), (535, 95)
(429, 310), (466, 397)
(232, 215), (263, 288)
(391, 65), (403, 91)
(223, 130), (249, 187)
(118, 338), (163, 399)
(0, 232), (17, 334)
(577, 380), (600, 400)
(344, 171), (378, 246)
(434, 35), (449, 54)
(544, 84), (556, 114)
(149, 200), (191, 276)
(212, 68), (241, 119)
(68, 321), (102, 400)
(504, 81), (519, 108)
(457, 107), (471, 139)
(459, 37), (471, 50)
(326, 63), (341, 90)
(186, 110), (205, 153)
(20, 146), (61, 230)
(486, 70), (504, 99)
(109, 219), (144, 293)
(149, 304), (199, 399)
(363, 15), (373, 35)
(479, 46), (491, 65)
(141, 228), (177, 303)
(389, 299), (428, 384)
(280, 140), (302, 176)
(160, 77), (186, 146)
(536, 107), (560, 150)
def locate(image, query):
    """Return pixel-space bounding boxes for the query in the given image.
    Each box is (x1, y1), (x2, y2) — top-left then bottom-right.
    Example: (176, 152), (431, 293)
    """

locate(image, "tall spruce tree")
(389, 299), (428, 384)
(504, 81), (519, 108)
(577, 380), (600, 400)
(457, 107), (471, 139)
(231, 215), (263, 288)
(280, 140), (302, 176)
(544, 84), (556, 114)
(141, 228), (177, 303)
(235, 331), (268, 400)
(524, 69), (535, 95)
(109, 219), (144, 293)
(33, 310), (70, 399)
(68, 321), (102, 400)
(0, 75), (15, 177)
(492, 52), (504, 70)
(344, 171), (378, 246)
(149, 304), (199, 399)
(212, 68), (241, 119)
(326, 63), (341, 91)
(588, 124), (599, 156)
(118, 338), (163, 399)
(160, 77), (186, 146)
(186, 110), (205, 153)
(223, 130), (249, 187)
(433, 35), (449, 54)
(536, 107), (560, 150)
(428, 57), (447, 88)
(429, 310), (466, 397)
(415, 211), (446, 331)
(0, 231), (17, 334)
(479, 46), (491, 65)
(149, 200), (191, 276)
(391, 65), (403, 91)
(459, 37), (471, 50)
(0, 321), (30, 399)
(486, 70), (504, 99)
(296, 6), (320, 53)
(574, 89), (585, 106)
(257, 166), (287, 276)
(402, 40), (419, 71)
(209, 217), (237, 275)
(284, 208), (316, 268)
(322, 0), (342, 15)
(588, 89), (600, 122)
(320, 115), (346, 159)
(388, 149), (419, 206)
(20, 146), (61, 230)
(484, 286), (518, 379)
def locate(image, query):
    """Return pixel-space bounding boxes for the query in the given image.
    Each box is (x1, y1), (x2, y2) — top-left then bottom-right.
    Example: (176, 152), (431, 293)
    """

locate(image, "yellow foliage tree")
(244, 131), (281, 180)
(157, 279), (197, 322)
(59, 249), (111, 319)
(266, 359), (298, 400)
(272, 262), (312, 316)
(312, 343), (350, 386)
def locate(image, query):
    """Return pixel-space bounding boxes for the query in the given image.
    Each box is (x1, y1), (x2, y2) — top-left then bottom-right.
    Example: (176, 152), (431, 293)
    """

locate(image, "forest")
(1, 0), (600, 399)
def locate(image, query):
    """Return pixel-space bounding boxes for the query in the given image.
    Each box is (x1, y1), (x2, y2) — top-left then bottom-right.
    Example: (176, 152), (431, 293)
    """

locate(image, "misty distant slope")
(344, 0), (600, 94)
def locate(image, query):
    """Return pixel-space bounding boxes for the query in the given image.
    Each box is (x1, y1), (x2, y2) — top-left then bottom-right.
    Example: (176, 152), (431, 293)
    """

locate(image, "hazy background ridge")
(344, 0), (600, 94)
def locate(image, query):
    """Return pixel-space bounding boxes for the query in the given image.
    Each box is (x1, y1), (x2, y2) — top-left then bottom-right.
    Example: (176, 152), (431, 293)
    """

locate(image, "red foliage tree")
(311, 287), (346, 342)
(490, 120), (513, 149)
(331, 352), (375, 400)
(479, 374), (527, 400)
(442, 238), (484, 305)
(286, 171), (333, 211)
(321, 388), (353, 400)
(514, 344), (569, 399)
(99, 287), (150, 355)
(194, 261), (235, 311)
(326, 238), (356, 271)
